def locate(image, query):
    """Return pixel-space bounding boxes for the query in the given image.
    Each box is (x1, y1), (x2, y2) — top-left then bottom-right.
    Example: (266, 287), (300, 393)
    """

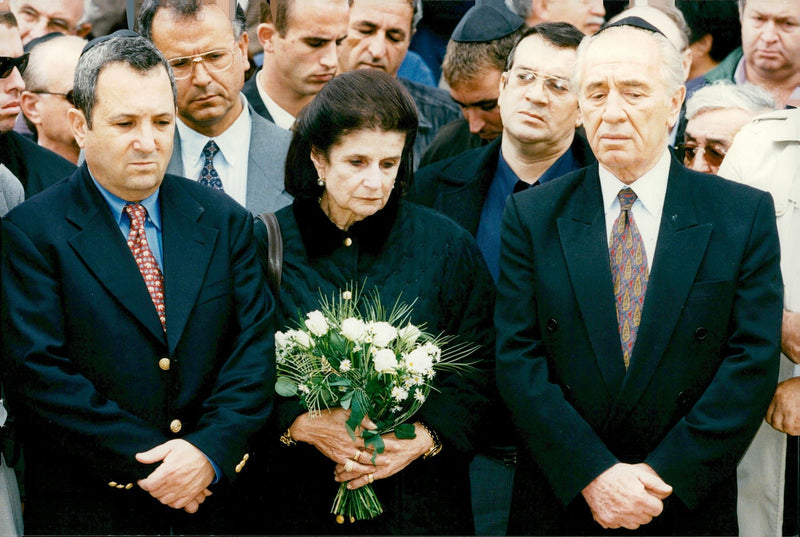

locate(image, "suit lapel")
(166, 129), (185, 178)
(160, 177), (219, 354)
(613, 162), (712, 416)
(66, 167), (166, 342)
(558, 166), (626, 396)
(246, 106), (290, 212)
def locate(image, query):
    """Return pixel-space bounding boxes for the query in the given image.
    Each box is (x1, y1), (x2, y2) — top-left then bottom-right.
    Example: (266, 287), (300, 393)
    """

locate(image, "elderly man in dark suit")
(1, 33), (275, 535)
(495, 18), (783, 536)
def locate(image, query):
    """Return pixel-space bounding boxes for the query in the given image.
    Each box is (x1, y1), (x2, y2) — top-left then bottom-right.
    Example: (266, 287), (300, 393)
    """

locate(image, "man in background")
(9, 0), (90, 44)
(505, 0), (605, 35)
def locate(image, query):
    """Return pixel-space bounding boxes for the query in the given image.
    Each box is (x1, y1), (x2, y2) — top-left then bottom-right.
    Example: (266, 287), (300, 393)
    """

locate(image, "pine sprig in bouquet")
(274, 284), (479, 523)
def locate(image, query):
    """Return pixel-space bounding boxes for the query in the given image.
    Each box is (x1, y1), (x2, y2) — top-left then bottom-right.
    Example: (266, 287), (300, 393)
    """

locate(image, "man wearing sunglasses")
(138, 0), (292, 215)
(0, 10), (74, 197)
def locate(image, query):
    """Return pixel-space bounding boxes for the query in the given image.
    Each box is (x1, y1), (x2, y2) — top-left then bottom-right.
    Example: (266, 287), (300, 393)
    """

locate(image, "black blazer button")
(546, 318), (558, 333)
(695, 327), (707, 340)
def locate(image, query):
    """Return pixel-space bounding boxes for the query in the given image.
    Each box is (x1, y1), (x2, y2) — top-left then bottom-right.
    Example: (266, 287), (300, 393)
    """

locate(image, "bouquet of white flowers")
(274, 285), (478, 523)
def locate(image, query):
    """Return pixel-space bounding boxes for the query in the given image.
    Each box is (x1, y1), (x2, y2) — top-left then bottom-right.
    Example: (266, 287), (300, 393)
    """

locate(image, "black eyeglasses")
(29, 89), (75, 105)
(0, 53), (30, 79)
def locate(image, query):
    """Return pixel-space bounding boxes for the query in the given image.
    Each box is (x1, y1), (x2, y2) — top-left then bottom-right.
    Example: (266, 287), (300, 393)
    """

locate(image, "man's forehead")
(350, 0), (412, 28)
(15, 0), (84, 19)
(0, 24), (24, 56)
(512, 36), (576, 74)
(744, 0), (800, 18)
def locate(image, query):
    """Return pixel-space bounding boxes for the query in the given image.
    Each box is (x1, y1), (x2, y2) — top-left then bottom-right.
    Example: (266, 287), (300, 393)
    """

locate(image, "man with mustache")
(138, 0), (292, 215)
(243, 0), (350, 130)
(702, 0), (800, 109)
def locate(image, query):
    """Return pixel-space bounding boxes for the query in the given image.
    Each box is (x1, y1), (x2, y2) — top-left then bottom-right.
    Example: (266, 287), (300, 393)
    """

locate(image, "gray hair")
(685, 80), (776, 120)
(573, 25), (685, 97)
(73, 35), (176, 128)
(505, 0), (532, 20)
(22, 35), (86, 92)
(138, 0), (246, 42)
(410, 0), (422, 33)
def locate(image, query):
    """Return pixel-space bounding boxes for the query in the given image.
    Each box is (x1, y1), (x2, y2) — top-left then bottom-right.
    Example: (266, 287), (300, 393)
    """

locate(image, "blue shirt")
(476, 147), (579, 281)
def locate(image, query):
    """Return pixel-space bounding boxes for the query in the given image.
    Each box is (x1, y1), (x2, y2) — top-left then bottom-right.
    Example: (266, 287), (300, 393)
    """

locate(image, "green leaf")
(346, 393), (365, 440)
(363, 432), (385, 460)
(394, 423), (416, 439)
(275, 377), (298, 397)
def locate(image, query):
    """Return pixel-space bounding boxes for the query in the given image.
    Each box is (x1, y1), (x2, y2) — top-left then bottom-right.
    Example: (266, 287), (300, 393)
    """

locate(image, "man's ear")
(257, 22), (277, 52)
(76, 22), (92, 38)
(68, 107), (88, 148)
(667, 85), (686, 130)
(19, 91), (43, 126)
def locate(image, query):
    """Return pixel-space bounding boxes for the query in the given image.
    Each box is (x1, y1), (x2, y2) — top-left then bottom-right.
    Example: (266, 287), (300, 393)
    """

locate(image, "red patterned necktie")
(124, 203), (166, 331)
(609, 188), (648, 368)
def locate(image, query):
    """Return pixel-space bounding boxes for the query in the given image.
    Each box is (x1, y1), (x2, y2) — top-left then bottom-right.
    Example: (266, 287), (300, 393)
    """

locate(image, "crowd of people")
(0, 0), (798, 536)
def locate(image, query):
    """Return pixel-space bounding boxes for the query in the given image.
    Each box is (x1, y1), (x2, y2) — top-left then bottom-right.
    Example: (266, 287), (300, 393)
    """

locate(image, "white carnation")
(341, 318), (367, 342)
(404, 347), (434, 375)
(398, 324), (421, 345)
(304, 310), (329, 337)
(373, 348), (399, 374)
(368, 322), (398, 347)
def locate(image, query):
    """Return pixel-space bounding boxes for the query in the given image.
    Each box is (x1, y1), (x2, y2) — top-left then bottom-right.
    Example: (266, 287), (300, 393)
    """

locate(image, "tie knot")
(124, 202), (147, 223)
(202, 140), (220, 159)
(617, 188), (637, 211)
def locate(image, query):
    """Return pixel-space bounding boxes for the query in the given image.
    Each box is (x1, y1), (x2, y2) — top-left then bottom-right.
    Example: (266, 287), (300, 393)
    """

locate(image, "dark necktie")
(124, 203), (166, 331)
(609, 188), (648, 368)
(199, 140), (224, 191)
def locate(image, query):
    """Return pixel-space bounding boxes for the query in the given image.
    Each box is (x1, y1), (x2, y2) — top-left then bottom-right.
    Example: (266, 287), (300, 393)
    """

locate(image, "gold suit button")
(169, 419), (182, 433)
(343, 237), (352, 247)
(108, 481), (118, 488)
(235, 463), (243, 473)
(116, 484), (124, 489)
(242, 453), (250, 462)
(158, 358), (170, 371)
(125, 483), (133, 489)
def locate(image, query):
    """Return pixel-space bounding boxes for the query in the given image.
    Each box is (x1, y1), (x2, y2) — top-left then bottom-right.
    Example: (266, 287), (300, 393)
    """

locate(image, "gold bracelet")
(417, 422), (442, 459)
(280, 428), (296, 447)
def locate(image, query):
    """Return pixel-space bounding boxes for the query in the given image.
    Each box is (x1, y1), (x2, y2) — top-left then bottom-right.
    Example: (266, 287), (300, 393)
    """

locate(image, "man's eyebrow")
(452, 98), (497, 108)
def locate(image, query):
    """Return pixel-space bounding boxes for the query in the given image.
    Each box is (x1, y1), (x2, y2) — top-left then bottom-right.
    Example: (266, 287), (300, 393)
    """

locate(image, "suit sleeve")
(495, 195), (619, 505)
(182, 212), (276, 482)
(645, 192), (782, 508)
(1, 218), (169, 482)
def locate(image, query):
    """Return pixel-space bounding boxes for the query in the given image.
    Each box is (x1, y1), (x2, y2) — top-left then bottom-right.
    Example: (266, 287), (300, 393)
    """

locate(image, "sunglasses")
(0, 53), (30, 79)
(29, 89), (75, 105)
(677, 142), (727, 170)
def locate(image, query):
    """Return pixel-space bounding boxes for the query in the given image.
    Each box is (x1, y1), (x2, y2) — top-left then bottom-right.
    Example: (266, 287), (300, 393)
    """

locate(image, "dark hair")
(505, 22), (585, 71)
(677, 0), (741, 63)
(138, 0), (246, 41)
(0, 10), (18, 28)
(73, 35), (176, 128)
(285, 69), (418, 201)
(442, 26), (524, 88)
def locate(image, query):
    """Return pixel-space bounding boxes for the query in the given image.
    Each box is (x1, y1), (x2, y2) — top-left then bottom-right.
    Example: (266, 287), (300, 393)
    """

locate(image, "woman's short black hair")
(284, 69), (419, 200)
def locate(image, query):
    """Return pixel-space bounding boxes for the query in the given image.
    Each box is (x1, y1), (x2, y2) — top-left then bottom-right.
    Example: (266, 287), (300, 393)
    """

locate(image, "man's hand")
(766, 377), (800, 435)
(290, 408), (376, 464)
(782, 310), (800, 364)
(581, 463), (673, 530)
(136, 439), (215, 513)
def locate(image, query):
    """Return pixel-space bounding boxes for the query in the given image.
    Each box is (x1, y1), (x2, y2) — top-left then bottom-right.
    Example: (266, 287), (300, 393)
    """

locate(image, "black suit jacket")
(0, 131), (76, 198)
(242, 69), (275, 123)
(495, 159), (782, 535)
(408, 133), (595, 236)
(1, 165), (275, 533)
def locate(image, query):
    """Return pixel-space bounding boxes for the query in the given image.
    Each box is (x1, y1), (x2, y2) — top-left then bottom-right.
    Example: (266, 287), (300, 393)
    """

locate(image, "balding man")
(496, 18), (781, 535)
(9, 0), (90, 44)
(505, 0), (605, 35)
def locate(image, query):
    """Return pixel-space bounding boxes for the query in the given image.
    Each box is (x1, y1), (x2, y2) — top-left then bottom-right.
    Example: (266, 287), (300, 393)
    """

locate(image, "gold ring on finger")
(354, 450), (363, 463)
(368, 473), (374, 484)
(344, 459), (355, 472)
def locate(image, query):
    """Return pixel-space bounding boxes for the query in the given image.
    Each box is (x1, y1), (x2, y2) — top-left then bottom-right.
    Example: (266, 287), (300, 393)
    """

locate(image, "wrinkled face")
(266, 0), (349, 99)
(740, 0), (800, 81)
(542, 0), (605, 35)
(499, 35), (579, 148)
(70, 63), (175, 202)
(10, 0), (86, 44)
(0, 23), (25, 133)
(150, 5), (248, 136)
(450, 68), (503, 141)
(338, 0), (412, 77)
(578, 30), (684, 183)
(312, 128), (405, 229)
(682, 107), (755, 175)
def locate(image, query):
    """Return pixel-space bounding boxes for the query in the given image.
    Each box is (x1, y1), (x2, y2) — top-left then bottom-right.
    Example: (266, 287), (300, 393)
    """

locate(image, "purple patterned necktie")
(199, 140), (224, 191)
(124, 203), (166, 331)
(609, 188), (648, 368)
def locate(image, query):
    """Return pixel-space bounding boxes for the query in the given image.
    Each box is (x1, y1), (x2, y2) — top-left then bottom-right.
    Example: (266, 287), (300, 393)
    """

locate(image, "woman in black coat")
(250, 69), (496, 535)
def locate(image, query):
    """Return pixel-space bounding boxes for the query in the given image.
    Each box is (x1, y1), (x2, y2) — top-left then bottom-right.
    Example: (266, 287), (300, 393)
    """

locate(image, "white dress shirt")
(599, 148), (671, 272)
(256, 70), (296, 130)
(176, 95), (252, 207)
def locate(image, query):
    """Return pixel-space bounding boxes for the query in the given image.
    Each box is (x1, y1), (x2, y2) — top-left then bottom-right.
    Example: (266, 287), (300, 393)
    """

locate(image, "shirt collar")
(176, 94), (251, 168)
(598, 148), (671, 219)
(89, 169), (162, 231)
(736, 55), (800, 103)
(256, 70), (296, 130)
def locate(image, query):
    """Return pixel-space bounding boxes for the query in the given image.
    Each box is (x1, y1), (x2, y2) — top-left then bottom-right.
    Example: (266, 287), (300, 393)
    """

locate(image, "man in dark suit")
(1, 33), (275, 534)
(495, 18), (783, 536)
(0, 10), (75, 198)
(410, 22), (594, 282)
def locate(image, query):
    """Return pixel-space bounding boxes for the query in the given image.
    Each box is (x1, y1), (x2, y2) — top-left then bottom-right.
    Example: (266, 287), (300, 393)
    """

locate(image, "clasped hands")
(290, 408), (432, 491)
(581, 462), (673, 530)
(135, 438), (215, 514)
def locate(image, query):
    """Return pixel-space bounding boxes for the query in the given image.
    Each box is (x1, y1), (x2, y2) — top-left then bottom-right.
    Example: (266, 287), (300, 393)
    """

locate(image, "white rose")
(275, 330), (290, 351)
(304, 310), (329, 337)
(404, 347), (433, 375)
(398, 324), (421, 345)
(369, 322), (398, 347)
(373, 348), (399, 374)
(289, 329), (313, 349)
(341, 318), (367, 341)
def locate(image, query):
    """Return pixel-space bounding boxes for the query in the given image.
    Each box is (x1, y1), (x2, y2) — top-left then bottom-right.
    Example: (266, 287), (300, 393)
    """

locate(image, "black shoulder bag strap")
(256, 212), (282, 296)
